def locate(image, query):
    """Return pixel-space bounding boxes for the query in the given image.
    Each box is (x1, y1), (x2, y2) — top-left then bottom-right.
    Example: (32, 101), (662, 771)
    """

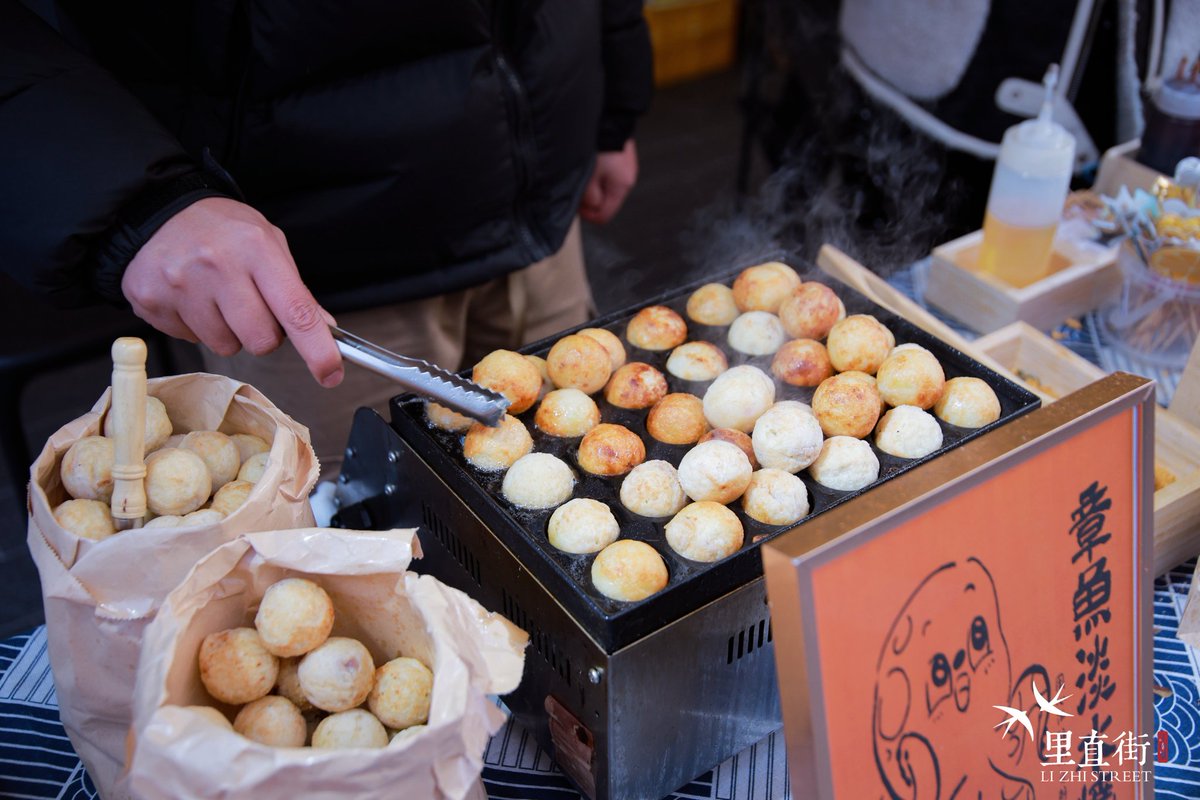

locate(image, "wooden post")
(110, 337), (147, 529)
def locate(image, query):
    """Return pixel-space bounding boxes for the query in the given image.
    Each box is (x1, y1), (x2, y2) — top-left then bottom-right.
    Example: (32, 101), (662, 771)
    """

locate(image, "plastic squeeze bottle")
(977, 64), (1076, 288)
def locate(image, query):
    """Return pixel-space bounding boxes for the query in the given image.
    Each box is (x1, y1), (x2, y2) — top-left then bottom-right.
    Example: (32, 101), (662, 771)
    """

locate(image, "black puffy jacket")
(0, 0), (652, 311)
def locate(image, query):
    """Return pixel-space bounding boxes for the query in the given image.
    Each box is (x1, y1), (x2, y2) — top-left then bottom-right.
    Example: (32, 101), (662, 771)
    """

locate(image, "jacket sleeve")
(0, 1), (233, 306)
(596, 0), (653, 151)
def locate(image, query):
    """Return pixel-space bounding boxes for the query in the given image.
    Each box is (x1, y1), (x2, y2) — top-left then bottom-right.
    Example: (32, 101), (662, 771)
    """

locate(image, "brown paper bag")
(124, 528), (527, 800)
(26, 373), (319, 798)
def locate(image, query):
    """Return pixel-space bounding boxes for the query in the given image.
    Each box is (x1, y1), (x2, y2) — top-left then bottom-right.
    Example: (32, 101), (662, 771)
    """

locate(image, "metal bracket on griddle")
(331, 407), (409, 530)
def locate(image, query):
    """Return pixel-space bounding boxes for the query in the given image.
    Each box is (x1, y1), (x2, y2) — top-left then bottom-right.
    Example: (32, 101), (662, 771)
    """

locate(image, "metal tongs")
(330, 325), (509, 426)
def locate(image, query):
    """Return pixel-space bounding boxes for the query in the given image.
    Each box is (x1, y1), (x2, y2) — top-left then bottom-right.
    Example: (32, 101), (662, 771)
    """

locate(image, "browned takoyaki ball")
(665, 341), (728, 381)
(826, 315), (895, 374)
(60, 435), (115, 503)
(778, 281), (843, 340)
(463, 414), (533, 471)
(686, 283), (739, 326)
(425, 402), (475, 433)
(199, 627), (279, 706)
(731, 262), (802, 313)
(646, 393), (709, 445)
(578, 327), (626, 371)
(605, 362), (669, 409)
(771, 339), (834, 387)
(626, 305), (687, 351)
(698, 428), (758, 469)
(811, 371), (883, 439)
(591, 540), (669, 602)
(875, 345), (946, 409)
(577, 423), (646, 477)
(472, 349), (542, 414)
(547, 334), (613, 394)
(534, 388), (601, 438)
(934, 377), (1001, 429)
(525, 355), (554, 401)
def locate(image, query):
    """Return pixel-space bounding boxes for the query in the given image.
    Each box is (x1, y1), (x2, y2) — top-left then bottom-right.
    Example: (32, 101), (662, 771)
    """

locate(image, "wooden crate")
(972, 321), (1105, 402)
(1093, 139), (1165, 197)
(644, 0), (737, 87)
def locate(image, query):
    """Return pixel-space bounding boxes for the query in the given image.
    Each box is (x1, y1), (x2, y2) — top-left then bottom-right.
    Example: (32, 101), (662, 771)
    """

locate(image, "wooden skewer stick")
(110, 337), (148, 530)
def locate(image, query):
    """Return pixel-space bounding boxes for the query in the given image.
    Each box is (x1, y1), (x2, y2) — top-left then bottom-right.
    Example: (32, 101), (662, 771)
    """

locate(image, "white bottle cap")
(998, 117), (1075, 178)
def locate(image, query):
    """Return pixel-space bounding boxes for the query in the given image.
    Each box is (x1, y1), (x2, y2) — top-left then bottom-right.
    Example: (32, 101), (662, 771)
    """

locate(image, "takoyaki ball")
(875, 346), (945, 409)
(619, 461), (688, 518)
(771, 339), (833, 387)
(180, 509), (224, 527)
(199, 627), (279, 705)
(181, 430), (241, 488)
(702, 365), (776, 433)
(677, 440), (753, 504)
(699, 428), (759, 469)
(826, 315), (895, 374)
(472, 349), (542, 414)
(463, 414), (533, 472)
(591, 540), (669, 602)
(53, 498), (117, 541)
(547, 334), (613, 394)
(577, 424), (646, 477)
(811, 371), (883, 439)
(144, 448), (211, 516)
(875, 405), (944, 459)
(626, 305), (687, 351)
(254, 577), (335, 658)
(425, 402), (474, 433)
(731, 262), (802, 313)
(686, 283), (739, 326)
(548, 498), (621, 553)
(604, 362), (668, 410)
(142, 514), (183, 530)
(275, 657), (313, 712)
(368, 657), (433, 730)
(238, 451), (271, 484)
(934, 377), (1001, 429)
(501, 453), (575, 509)
(779, 281), (843, 340)
(646, 393), (709, 445)
(182, 706), (234, 731)
(61, 435), (115, 503)
(578, 327), (627, 371)
(665, 341), (728, 382)
(298, 637), (375, 713)
(664, 501), (744, 562)
(230, 433), (271, 464)
(159, 433), (186, 451)
(233, 695), (307, 748)
(105, 394), (172, 452)
(311, 709), (389, 749)
(741, 469), (810, 526)
(525, 355), (555, 401)
(727, 311), (786, 356)
(808, 436), (880, 491)
(535, 389), (601, 438)
(751, 401), (824, 472)
(211, 479), (254, 517)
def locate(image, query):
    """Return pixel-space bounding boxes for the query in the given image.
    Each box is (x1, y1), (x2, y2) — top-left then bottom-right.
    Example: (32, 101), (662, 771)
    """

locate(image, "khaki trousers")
(202, 220), (592, 479)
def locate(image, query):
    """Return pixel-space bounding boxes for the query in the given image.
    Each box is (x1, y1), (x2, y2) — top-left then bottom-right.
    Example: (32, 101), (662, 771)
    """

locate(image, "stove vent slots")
(727, 618), (771, 665)
(502, 590), (572, 687)
(420, 502), (481, 586)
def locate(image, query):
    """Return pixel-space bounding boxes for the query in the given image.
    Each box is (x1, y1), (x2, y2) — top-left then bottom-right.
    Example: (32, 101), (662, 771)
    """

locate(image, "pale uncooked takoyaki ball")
(298, 637), (376, 713)
(255, 578), (335, 658)
(233, 695), (307, 747)
(677, 440), (753, 504)
(604, 362), (668, 409)
(230, 433), (271, 464)
(808, 436), (880, 491)
(238, 451), (271, 483)
(534, 389), (600, 438)
(472, 349), (542, 414)
(702, 365), (776, 432)
(577, 424), (645, 476)
(180, 431), (241, 489)
(60, 436), (115, 503)
(876, 347), (946, 409)
(425, 402), (474, 433)
(183, 706), (233, 731)
(53, 498), (116, 541)
(699, 428), (758, 469)
(105, 395), (172, 452)
(826, 315), (895, 374)
(875, 405), (944, 459)
(742, 469), (810, 525)
(751, 402), (824, 472)
(665, 501), (744, 562)
(812, 371), (883, 439)
(312, 709), (389, 749)
(525, 355), (554, 401)
(142, 514), (183, 530)
(547, 334), (613, 394)
(275, 658), (313, 712)
(771, 339), (833, 387)
(646, 393), (709, 444)
(686, 283), (739, 326)
(728, 311), (786, 356)
(732, 262), (802, 313)
(199, 627), (279, 705)
(502, 453), (575, 509)
(619, 460), (688, 518)
(626, 305), (687, 351)
(463, 414), (533, 471)
(368, 657), (433, 730)
(211, 479), (254, 517)
(144, 448), (211, 516)
(578, 327), (627, 371)
(548, 498), (620, 553)
(934, 377), (1001, 429)
(666, 341), (728, 381)
(591, 540), (669, 602)
(779, 281), (843, 340)
(180, 509), (224, 527)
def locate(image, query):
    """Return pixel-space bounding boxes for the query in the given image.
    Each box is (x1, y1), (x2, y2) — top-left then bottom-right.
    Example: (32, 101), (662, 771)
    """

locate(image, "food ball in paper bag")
(275, 658), (313, 712)
(230, 433), (270, 463)
(181, 509), (224, 528)
(182, 705), (233, 731)
(181, 431), (241, 488)
(255, 578), (335, 657)
(299, 637), (376, 713)
(53, 498), (116, 541)
(211, 479), (254, 517)
(237, 452), (270, 483)
(199, 628), (279, 705)
(368, 657), (433, 730)
(144, 448), (211, 516)
(60, 435), (115, 503)
(312, 709), (388, 749)
(142, 514), (183, 530)
(233, 695), (307, 747)
(104, 394), (173, 452)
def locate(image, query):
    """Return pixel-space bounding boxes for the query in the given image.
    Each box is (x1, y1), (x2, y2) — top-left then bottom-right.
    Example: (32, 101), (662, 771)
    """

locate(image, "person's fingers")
(589, 175), (632, 224)
(253, 267), (343, 387)
(179, 299), (243, 357)
(134, 306), (199, 344)
(217, 283), (285, 356)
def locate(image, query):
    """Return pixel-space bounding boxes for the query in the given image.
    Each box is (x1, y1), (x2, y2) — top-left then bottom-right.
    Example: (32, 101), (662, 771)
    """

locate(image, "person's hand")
(121, 197), (344, 387)
(579, 139), (638, 224)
